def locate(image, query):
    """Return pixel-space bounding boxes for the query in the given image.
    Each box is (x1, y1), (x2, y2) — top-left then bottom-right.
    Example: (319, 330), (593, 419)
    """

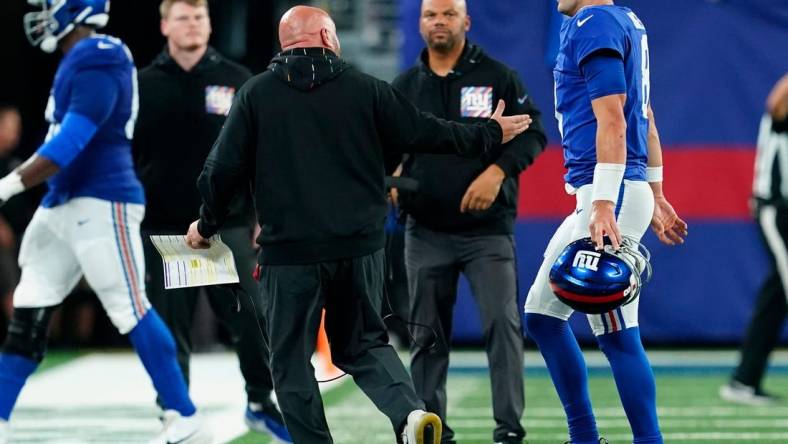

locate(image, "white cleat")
(149, 410), (213, 444)
(719, 380), (780, 406)
(0, 419), (8, 444)
(401, 409), (442, 444)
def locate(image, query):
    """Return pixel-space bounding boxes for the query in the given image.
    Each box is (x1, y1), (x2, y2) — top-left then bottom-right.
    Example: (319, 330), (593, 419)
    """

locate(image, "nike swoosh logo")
(575, 208), (583, 215)
(577, 15), (594, 27)
(97, 41), (115, 50)
(169, 430), (199, 444)
(77, 219), (89, 226)
(517, 95), (528, 105)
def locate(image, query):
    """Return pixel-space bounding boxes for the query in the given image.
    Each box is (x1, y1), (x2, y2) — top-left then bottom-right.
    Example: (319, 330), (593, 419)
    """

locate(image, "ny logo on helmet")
(572, 250), (601, 271)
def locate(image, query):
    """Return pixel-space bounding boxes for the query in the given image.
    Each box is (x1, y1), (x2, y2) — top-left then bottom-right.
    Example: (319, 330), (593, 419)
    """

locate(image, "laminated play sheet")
(149, 235), (239, 289)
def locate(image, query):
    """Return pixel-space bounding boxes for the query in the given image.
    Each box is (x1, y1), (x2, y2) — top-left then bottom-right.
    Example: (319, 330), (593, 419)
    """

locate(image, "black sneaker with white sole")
(494, 431), (525, 444)
(401, 410), (442, 444)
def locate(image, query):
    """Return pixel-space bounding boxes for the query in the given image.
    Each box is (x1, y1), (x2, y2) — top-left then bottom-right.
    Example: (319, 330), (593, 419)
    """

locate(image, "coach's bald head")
(279, 5), (341, 55)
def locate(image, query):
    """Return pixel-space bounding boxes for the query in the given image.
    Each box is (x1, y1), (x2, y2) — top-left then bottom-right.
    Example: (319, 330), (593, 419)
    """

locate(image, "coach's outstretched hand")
(651, 195), (688, 245)
(491, 99), (532, 144)
(186, 220), (211, 249)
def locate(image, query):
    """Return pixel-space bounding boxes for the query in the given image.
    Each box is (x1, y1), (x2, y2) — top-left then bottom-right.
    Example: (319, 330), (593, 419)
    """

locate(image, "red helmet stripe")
(551, 285), (626, 304)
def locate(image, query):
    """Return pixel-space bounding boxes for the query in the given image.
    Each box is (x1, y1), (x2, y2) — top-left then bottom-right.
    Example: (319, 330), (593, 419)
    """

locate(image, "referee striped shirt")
(753, 115), (788, 204)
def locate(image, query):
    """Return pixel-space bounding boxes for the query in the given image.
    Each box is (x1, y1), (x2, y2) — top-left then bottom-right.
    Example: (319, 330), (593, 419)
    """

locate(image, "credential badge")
(205, 85), (236, 116)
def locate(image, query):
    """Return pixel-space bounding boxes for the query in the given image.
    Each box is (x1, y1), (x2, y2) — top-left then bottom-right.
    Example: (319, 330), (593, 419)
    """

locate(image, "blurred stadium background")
(1, 0), (788, 443)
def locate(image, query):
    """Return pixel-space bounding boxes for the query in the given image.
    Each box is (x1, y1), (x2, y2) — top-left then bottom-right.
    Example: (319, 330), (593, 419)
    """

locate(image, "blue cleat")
(244, 406), (293, 443)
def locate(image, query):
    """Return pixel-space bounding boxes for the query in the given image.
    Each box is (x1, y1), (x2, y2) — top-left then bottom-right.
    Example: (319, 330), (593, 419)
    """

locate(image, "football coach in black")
(391, 1), (547, 443)
(185, 5), (531, 444)
(132, 1), (290, 439)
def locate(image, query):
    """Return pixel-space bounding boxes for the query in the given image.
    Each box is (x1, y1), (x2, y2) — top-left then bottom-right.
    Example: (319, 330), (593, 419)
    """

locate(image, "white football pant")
(524, 180), (654, 336)
(14, 197), (150, 334)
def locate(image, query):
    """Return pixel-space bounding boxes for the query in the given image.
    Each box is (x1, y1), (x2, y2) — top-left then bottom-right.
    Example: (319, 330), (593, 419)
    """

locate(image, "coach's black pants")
(405, 220), (525, 444)
(258, 249), (424, 444)
(143, 226), (274, 406)
(733, 203), (788, 389)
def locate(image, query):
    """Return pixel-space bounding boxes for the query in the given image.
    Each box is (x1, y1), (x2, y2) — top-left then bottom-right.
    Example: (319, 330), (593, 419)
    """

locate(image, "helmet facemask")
(608, 237), (653, 307)
(24, 1), (69, 53)
(23, 0), (110, 53)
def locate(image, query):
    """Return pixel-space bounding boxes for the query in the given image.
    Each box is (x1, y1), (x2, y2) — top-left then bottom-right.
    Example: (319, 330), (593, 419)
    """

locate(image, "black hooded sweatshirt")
(133, 47), (254, 231)
(196, 48), (504, 265)
(392, 43), (547, 235)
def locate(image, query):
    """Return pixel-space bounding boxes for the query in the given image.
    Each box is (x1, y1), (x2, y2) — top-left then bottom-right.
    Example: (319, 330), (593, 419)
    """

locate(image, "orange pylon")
(316, 309), (342, 380)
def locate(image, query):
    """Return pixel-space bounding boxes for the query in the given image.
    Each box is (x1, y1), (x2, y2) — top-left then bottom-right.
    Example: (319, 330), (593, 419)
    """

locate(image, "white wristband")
(591, 163), (625, 203)
(646, 166), (663, 183)
(0, 171), (24, 202)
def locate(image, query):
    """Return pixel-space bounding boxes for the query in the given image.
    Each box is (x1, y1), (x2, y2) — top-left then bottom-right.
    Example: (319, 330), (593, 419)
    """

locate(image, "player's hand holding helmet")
(24, 0), (110, 53)
(549, 237), (652, 314)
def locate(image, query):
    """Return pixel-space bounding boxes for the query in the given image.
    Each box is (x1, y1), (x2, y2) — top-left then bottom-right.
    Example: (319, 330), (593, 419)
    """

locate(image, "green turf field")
(231, 369), (788, 444)
(11, 350), (788, 443)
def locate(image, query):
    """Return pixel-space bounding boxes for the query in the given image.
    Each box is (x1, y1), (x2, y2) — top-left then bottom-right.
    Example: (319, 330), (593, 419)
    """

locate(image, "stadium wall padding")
(398, 0), (788, 344)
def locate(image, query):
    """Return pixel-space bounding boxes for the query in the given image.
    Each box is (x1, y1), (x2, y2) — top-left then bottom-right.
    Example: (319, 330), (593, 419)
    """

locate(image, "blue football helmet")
(24, 0), (110, 53)
(549, 237), (652, 314)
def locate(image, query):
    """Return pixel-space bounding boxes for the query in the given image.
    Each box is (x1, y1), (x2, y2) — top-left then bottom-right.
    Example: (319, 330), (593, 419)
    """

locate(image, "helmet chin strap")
(40, 22), (75, 53)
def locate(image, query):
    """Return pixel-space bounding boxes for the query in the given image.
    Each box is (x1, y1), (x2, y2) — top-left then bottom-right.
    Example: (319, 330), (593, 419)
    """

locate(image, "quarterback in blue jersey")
(0, 1), (210, 443)
(524, 1), (687, 444)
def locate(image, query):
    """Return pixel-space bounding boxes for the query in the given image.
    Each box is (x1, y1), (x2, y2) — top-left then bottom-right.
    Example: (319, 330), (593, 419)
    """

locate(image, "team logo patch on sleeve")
(460, 86), (493, 118)
(205, 86), (236, 116)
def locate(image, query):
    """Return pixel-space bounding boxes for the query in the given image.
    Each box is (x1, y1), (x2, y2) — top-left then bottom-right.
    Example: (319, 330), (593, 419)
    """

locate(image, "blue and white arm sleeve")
(37, 112), (99, 167)
(36, 69), (119, 168)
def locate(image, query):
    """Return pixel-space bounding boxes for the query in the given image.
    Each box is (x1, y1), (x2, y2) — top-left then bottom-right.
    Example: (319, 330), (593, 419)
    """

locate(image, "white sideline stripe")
(15, 353), (254, 443)
(15, 353), (345, 443)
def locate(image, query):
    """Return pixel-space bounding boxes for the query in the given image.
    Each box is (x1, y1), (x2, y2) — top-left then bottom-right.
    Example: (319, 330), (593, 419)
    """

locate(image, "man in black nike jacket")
(390, 1), (547, 443)
(185, 5), (532, 444)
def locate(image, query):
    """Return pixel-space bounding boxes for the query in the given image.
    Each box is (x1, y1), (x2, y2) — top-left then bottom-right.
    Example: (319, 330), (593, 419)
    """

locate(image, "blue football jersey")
(554, 5), (650, 188)
(40, 34), (144, 207)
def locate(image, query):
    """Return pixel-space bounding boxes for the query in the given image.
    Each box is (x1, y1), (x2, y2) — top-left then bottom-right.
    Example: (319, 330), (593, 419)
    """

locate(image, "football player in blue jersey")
(0, 1), (210, 443)
(523, 1), (687, 443)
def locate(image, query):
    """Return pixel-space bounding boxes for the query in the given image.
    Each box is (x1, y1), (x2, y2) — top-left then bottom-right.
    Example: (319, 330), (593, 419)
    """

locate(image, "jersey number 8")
(627, 12), (651, 119)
